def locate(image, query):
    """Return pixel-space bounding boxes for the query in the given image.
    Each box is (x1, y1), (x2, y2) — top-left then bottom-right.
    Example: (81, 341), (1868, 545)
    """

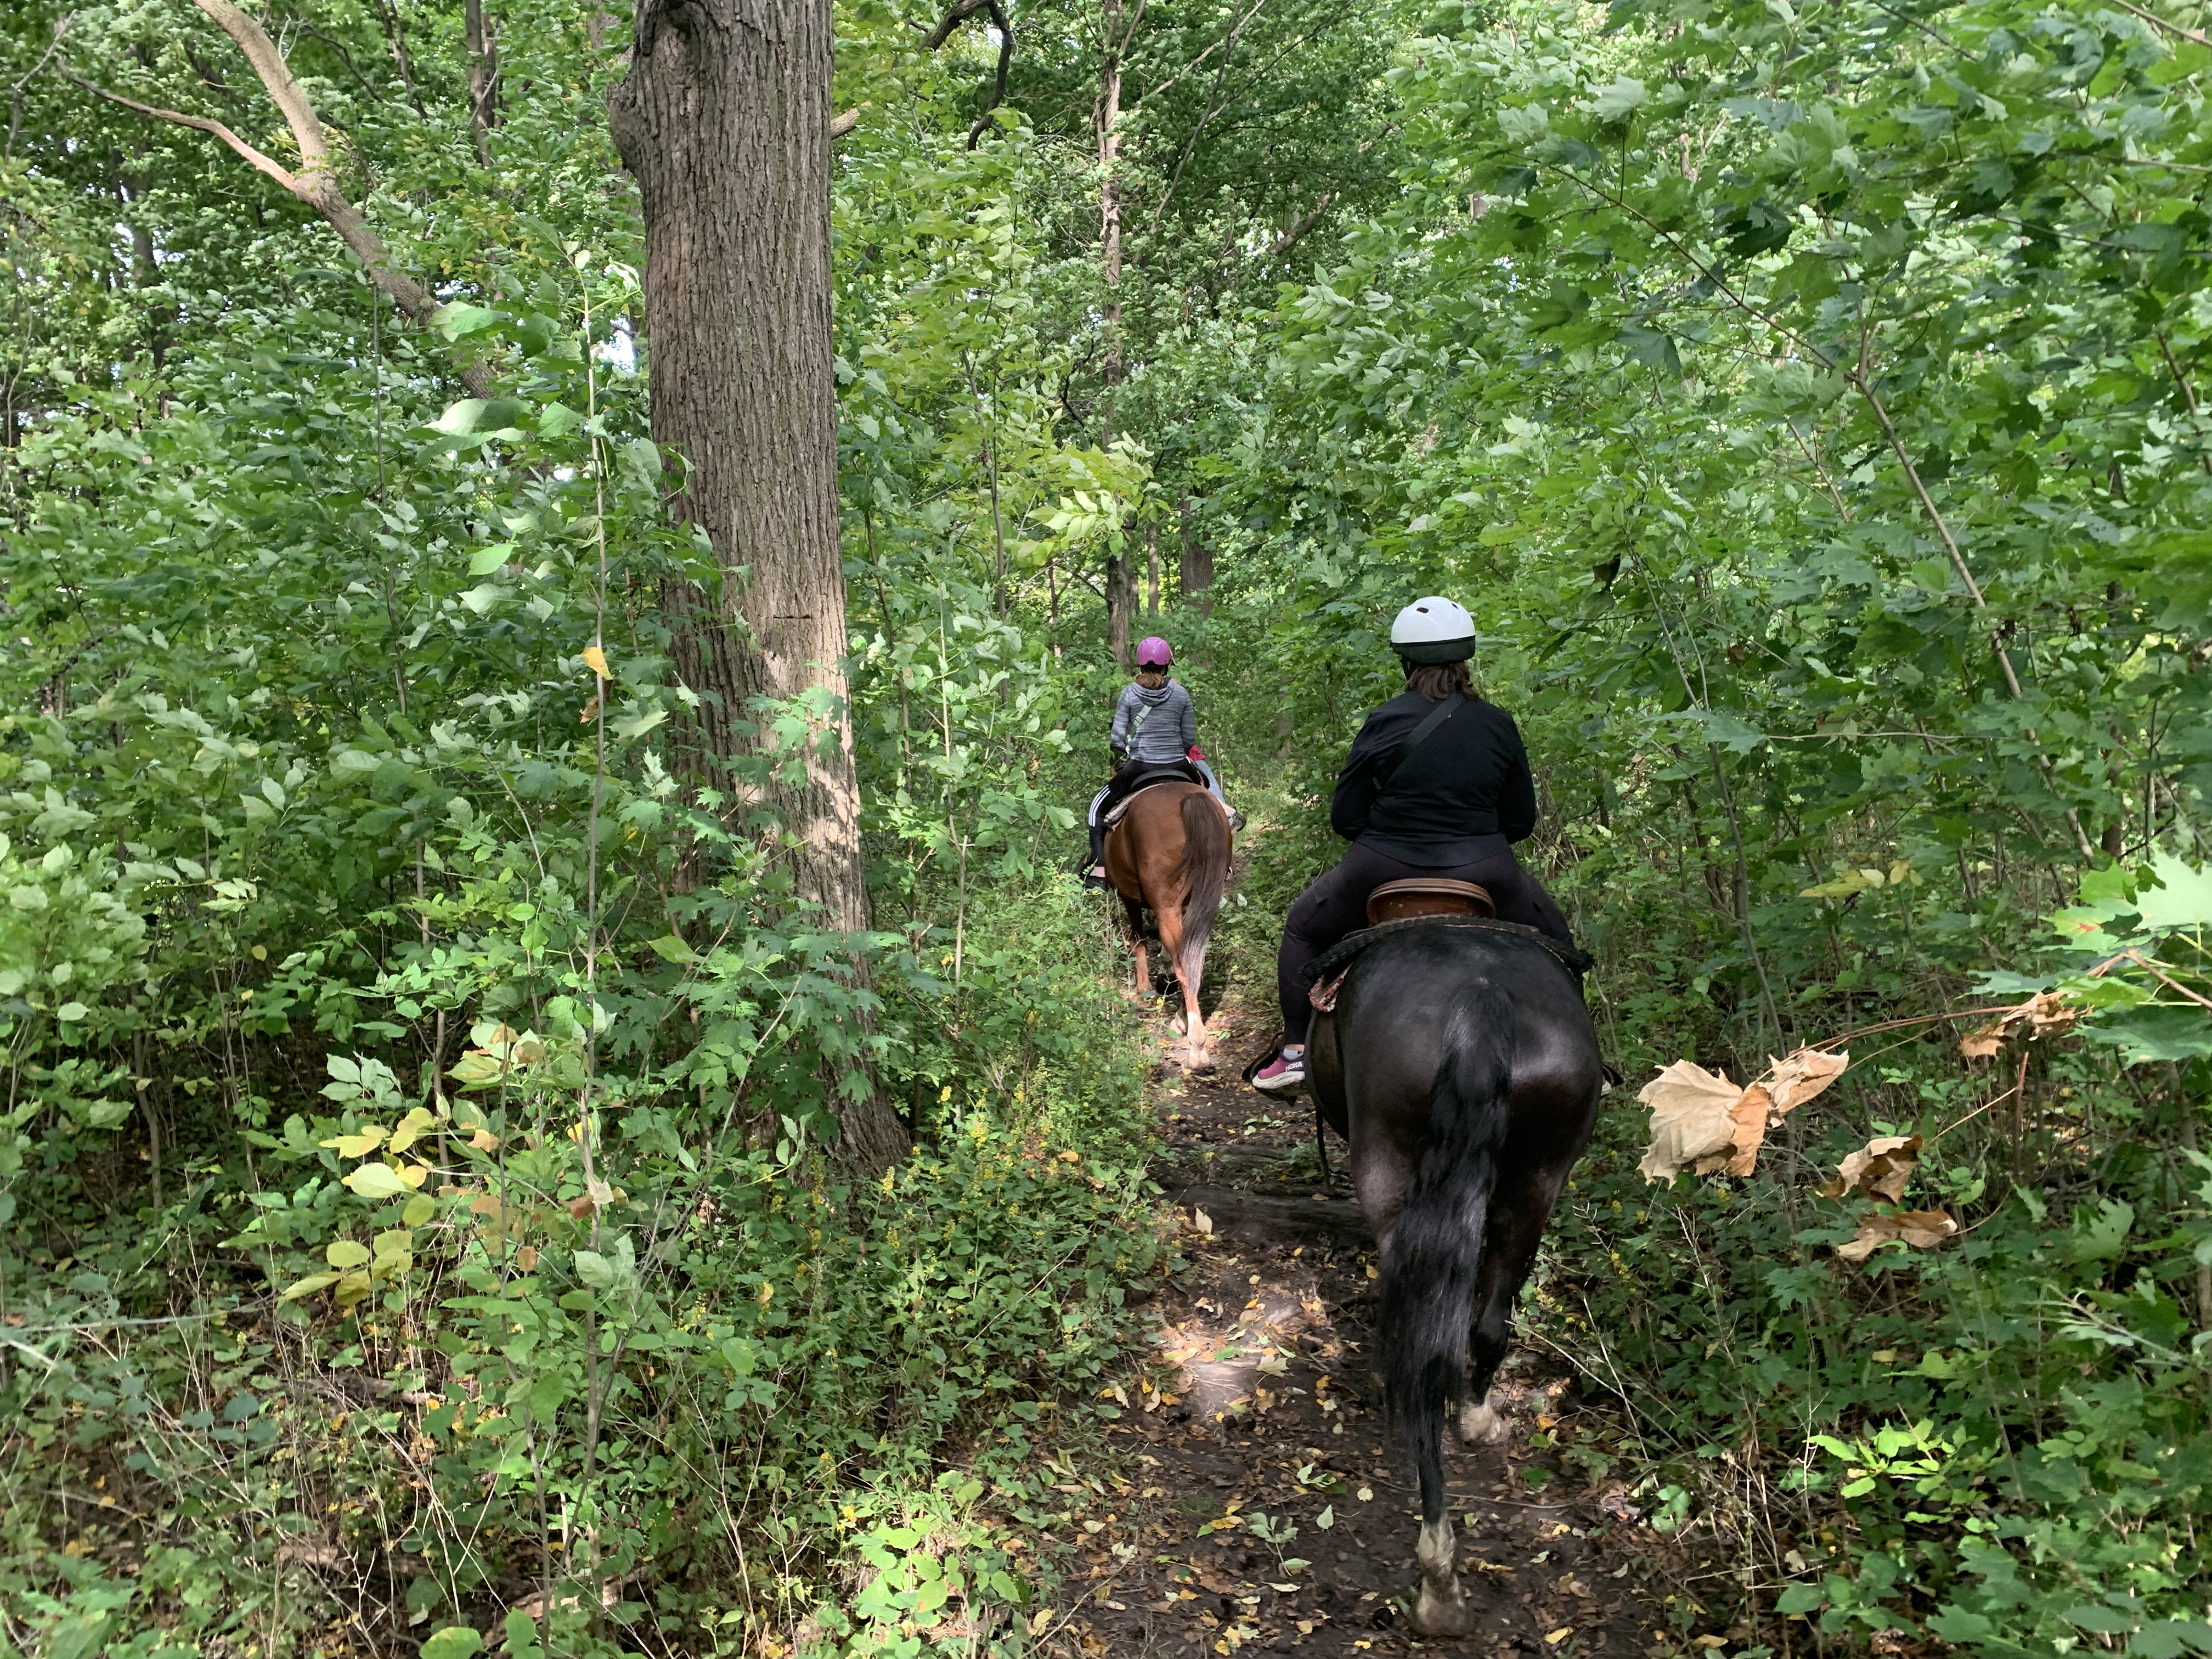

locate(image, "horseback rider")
(1250, 597), (1575, 1092)
(1082, 636), (1214, 890)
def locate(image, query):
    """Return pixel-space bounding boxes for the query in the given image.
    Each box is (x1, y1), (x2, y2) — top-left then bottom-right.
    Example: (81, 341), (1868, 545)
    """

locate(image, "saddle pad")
(1300, 914), (1595, 990)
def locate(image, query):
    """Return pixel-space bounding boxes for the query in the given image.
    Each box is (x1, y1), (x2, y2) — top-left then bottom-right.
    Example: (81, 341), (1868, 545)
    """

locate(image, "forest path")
(1048, 974), (1667, 1659)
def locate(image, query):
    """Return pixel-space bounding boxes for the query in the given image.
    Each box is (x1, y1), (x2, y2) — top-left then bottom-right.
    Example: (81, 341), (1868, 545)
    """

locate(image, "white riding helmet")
(1389, 596), (1477, 665)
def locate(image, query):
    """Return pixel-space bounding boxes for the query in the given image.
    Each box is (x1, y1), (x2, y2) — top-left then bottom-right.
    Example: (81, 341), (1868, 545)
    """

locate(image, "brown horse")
(1102, 782), (1232, 1067)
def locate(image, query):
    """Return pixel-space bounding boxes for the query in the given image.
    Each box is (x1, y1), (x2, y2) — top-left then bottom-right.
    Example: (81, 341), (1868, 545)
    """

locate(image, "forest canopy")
(3, 0), (2211, 1654)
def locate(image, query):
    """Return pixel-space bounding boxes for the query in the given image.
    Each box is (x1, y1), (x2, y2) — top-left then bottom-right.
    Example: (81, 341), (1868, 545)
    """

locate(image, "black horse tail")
(1172, 791), (1230, 990)
(1379, 980), (1515, 1524)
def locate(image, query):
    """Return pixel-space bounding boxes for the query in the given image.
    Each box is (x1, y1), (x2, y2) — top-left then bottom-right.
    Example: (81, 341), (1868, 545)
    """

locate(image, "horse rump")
(1378, 979), (1514, 1516)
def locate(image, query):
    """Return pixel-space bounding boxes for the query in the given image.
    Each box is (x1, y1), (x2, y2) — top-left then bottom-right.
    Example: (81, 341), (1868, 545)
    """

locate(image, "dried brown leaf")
(1763, 1047), (1849, 1115)
(1638, 1061), (1742, 1181)
(1835, 1205), (1956, 1261)
(1822, 1134), (1921, 1203)
(1720, 1084), (1774, 1178)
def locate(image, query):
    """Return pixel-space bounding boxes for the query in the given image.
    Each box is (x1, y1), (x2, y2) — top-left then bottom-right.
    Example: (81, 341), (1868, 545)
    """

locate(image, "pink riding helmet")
(1136, 636), (1172, 667)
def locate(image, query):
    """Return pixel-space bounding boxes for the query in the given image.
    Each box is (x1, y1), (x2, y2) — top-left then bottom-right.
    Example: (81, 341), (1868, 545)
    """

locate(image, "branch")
(831, 106), (860, 138)
(64, 72), (301, 193)
(72, 4), (494, 396)
(2103, 0), (2211, 47)
(966, 0), (1011, 150)
(1268, 191), (1333, 256)
(914, 0), (1013, 149)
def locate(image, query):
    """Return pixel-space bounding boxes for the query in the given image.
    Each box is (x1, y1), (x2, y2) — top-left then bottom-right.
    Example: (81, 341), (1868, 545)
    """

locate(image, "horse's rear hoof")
(1459, 1401), (1509, 1445)
(1410, 1584), (1479, 1638)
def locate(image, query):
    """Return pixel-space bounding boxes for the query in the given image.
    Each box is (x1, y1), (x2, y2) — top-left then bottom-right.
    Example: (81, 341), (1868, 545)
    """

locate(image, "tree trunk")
(1096, 0), (1124, 431)
(608, 0), (909, 1173)
(1096, 0), (1133, 672)
(1106, 552), (1136, 671)
(1179, 495), (1213, 614)
(464, 0), (498, 167)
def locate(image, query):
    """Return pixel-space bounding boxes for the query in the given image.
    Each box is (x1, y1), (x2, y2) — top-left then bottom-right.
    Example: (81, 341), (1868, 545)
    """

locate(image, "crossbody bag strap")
(1375, 691), (1463, 789)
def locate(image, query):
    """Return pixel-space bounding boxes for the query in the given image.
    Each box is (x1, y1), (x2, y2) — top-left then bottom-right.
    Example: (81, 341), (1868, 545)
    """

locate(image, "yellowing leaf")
(582, 645), (611, 680)
(402, 1194), (437, 1226)
(326, 1239), (372, 1270)
(281, 1272), (342, 1301)
(1637, 1061), (1742, 1180)
(387, 1107), (437, 1154)
(398, 1163), (430, 1190)
(319, 1125), (387, 1159)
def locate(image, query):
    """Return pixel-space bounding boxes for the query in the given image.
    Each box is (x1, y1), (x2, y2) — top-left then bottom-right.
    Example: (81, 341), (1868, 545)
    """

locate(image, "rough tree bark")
(608, 0), (910, 1172)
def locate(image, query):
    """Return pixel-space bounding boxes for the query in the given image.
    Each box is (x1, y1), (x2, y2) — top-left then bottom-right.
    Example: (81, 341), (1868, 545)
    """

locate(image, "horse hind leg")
(1457, 1184), (1558, 1447)
(1154, 904), (1210, 1065)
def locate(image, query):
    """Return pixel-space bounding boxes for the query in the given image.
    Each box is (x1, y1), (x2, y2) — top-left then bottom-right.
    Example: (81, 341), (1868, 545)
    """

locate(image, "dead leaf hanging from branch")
(1819, 1135), (1921, 1203)
(1959, 990), (2081, 1058)
(1638, 1046), (1851, 1181)
(1836, 1208), (1957, 1261)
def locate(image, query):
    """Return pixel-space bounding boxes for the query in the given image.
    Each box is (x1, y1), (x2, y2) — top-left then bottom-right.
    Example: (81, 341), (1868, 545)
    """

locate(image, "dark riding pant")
(1276, 840), (1573, 1043)
(1087, 759), (1206, 866)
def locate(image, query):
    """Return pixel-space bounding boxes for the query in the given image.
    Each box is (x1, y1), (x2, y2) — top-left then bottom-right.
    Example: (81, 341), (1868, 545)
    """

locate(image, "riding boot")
(1081, 820), (1109, 889)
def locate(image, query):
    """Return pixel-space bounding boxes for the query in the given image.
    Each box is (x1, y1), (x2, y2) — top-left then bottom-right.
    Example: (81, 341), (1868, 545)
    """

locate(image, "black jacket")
(1329, 691), (1538, 864)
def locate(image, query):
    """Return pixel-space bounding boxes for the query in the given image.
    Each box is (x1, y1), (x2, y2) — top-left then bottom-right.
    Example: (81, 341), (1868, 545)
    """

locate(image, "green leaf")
(419, 1627), (485, 1659)
(326, 1239), (372, 1270)
(646, 933), (697, 963)
(402, 1194), (437, 1226)
(574, 1249), (616, 1289)
(343, 1162), (409, 1200)
(280, 1272), (342, 1302)
(468, 542), (516, 576)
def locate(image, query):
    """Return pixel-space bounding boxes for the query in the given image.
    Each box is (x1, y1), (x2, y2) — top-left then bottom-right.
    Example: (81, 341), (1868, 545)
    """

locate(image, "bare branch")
(914, 0), (1014, 149)
(8, 13), (71, 160)
(966, 0), (1011, 149)
(831, 105), (860, 138)
(65, 72), (302, 194)
(71, 8), (494, 395)
(1268, 191), (1334, 256)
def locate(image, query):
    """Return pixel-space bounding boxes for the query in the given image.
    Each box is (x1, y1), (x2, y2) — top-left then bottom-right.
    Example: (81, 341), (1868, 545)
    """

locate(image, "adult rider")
(1250, 597), (1576, 1093)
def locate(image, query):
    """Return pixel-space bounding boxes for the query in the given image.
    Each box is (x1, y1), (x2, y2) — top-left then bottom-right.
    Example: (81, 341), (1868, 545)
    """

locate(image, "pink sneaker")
(1251, 1048), (1306, 1093)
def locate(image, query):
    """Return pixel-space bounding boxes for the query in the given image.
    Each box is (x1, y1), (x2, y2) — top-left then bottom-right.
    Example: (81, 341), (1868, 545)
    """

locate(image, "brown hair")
(1136, 667), (1170, 690)
(1404, 661), (1474, 702)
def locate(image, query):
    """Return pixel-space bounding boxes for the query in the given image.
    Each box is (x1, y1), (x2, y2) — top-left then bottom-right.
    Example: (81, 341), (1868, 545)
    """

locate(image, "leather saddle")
(1364, 877), (1495, 927)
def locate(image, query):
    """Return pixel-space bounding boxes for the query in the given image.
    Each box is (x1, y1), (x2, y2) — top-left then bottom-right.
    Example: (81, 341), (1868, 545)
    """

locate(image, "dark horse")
(1307, 924), (1604, 1636)
(1103, 782), (1232, 1068)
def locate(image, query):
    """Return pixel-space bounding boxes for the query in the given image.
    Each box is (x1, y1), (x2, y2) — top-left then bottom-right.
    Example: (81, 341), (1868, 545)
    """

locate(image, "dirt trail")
(1050, 979), (1667, 1659)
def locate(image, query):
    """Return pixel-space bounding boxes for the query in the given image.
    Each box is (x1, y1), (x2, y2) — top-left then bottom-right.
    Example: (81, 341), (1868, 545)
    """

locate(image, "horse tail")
(1172, 790), (1230, 989)
(1379, 979), (1514, 1524)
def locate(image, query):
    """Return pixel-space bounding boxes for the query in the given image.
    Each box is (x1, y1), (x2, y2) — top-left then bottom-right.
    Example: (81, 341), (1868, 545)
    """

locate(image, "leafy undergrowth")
(2, 1087), (1174, 1658)
(1526, 1027), (2212, 1659)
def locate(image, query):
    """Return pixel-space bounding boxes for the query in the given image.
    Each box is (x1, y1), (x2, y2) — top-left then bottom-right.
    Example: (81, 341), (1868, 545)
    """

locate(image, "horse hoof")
(1410, 1583), (1479, 1638)
(1459, 1401), (1509, 1445)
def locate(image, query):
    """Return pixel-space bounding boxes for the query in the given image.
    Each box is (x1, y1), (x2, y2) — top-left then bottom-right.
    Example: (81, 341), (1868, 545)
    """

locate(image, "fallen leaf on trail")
(1836, 1207), (1957, 1261)
(1637, 1061), (1742, 1180)
(1820, 1135), (1921, 1203)
(1192, 1207), (1214, 1235)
